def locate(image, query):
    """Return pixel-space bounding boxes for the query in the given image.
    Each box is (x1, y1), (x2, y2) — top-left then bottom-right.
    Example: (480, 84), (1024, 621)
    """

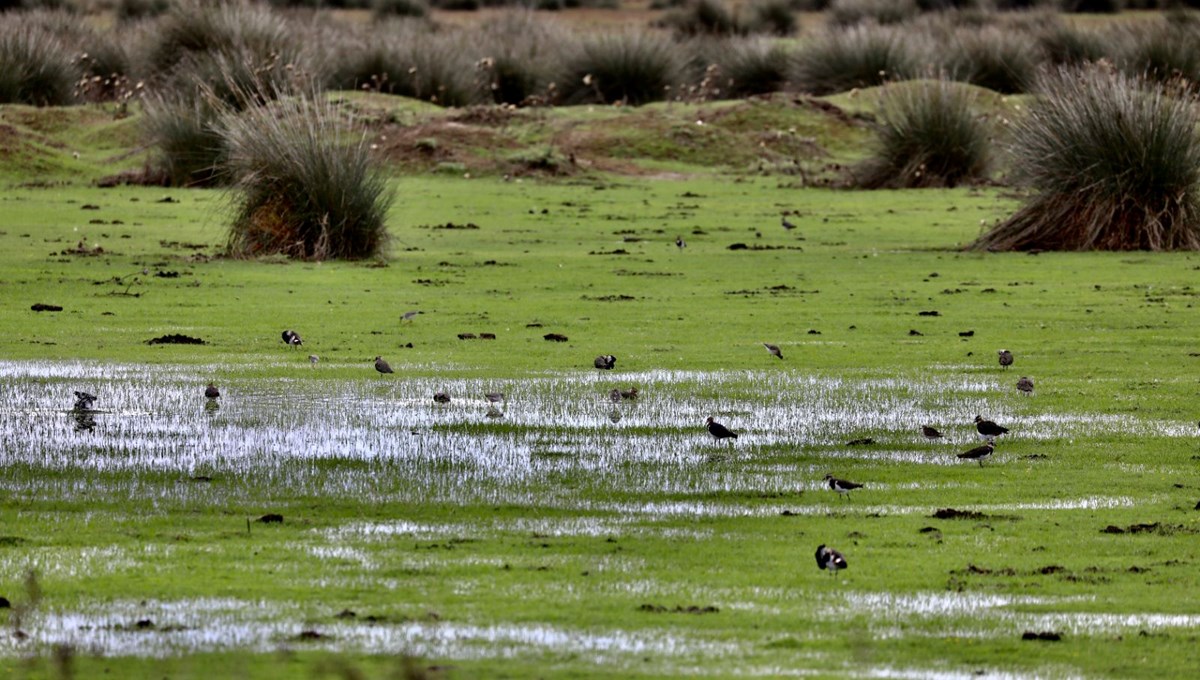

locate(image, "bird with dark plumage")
(205, 383), (220, 400)
(1016, 376), (1034, 395)
(974, 415), (1009, 441)
(763, 343), (783, 360)
(922, 425), (944, 441)
(815, 544), (847, 575)
(73, 391), (96, 411)
(824, 474), (863, 499)
(609, 388), (622, 403)
(782, 215), (798, 231)
(374, 356), (394, 375)
(998, 349), (1013, 369)
(706, 416), (738, 442)
(433, 391), (451, 404)
(675, 236), (686, 250)
(594, 354), (616, 370)
(485, 392), (504, 403)
(958, 442), (995, 467)
(282, 330), (302, 347)
(619, 387), (638, 400)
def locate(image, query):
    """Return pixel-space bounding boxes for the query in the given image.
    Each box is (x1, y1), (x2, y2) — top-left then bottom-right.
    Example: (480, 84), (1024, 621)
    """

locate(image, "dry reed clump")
(973, 65), (1200, 251)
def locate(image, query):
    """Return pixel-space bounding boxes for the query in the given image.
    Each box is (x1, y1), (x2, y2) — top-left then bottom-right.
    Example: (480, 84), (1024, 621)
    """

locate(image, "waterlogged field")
(1, 178), (1199, 678)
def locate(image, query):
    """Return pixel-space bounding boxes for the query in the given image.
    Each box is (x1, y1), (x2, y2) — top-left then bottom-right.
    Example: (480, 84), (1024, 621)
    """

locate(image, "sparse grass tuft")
(851, 78), (990, 189)
(221, 96), (394, 260)
(975, 65), (1200, 251)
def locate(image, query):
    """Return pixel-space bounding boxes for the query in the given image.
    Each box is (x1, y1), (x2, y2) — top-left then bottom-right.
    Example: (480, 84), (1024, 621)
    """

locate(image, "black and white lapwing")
(957, 441), (995, 467)
(72, 391), (96, 411)
(921, 425), (945, 441)
(815, 544), (847, 576)
(1016, 376), (1034, 395)
(374, 356), (394, 375)
(675, 236), (686, 250)
(998, 349), (1014, 369)
(763, 343), (784, 360)
(824, 474), (864, 500)
(204, 383), (220, 400)
(281, 330), (303, 348)
(706, 416), (738, 442)
(974, 415), (1009, 441)
(433, 391), (451, 404)
(594, 354), (617, 371)
(782, 215), (798, 231)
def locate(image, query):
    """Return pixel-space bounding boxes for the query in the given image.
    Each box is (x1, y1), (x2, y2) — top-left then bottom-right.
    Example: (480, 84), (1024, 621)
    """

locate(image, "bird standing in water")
(921, 425), (944, 441)
(706, 416), (738, 442)
(824, 474), (864, 500)
(1016, 376), (1034, 395)
(958, 442), (995, 467)
(205, 383), (220, 400)
(974, 415), (1009, 441)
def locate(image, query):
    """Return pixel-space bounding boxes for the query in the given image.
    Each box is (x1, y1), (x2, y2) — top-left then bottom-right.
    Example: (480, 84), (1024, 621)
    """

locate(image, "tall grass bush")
(974, 65), (1200, 251)
(0, 19), (78, 105)
(476, 11), (567, 106)
(744, 0), (796, 36)
(939, 26), (1039, 93)
(659, 0), (741, 37)
(791, 24), (916, 95)
(142, 92), (226, 186)
(326, 23), (480, 106)
(828, 0), (918, 26)
(1115, 20), (1200, 87)
(221, 96), (393, 260)
(556, 31), (684, 105)
(711, 37), (791, 97)
(851, 77), (990, 188)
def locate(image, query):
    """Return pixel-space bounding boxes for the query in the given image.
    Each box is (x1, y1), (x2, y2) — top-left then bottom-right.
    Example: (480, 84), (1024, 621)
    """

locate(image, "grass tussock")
(940, 26), (1040, 94)
(710, 37), (792, 98)
(974, 65), (1200, 251)
(476, 11), (568, 106)
(557, 32), (684, 105)
(828, 0), (919, 26)
(221, 96), (394, 261)
(852, 78), (990, 189)
(326, 22), (480, 107)
(0, 17), (79, 106)
(791, 24), (916, 95)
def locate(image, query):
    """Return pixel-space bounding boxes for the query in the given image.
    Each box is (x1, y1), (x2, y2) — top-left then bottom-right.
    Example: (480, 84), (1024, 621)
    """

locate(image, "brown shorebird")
(282, 330), (302, 347)
(619, 387), (638, 400)
(921, 425), (944, 441)
(374, 356), (394, 375)
(824, 474), (863, 500)
(308, 354), (319, 365)
(998, 349), (1013, 369)
(1016, 376), (1034, 395)
(706, 416), (738, 442)
(433, 391), (451, 404)
(974, 415), (1009, 441)
(958, 441), (995, 467)
(815, 544), (847, 575)
(594, 354), (616, 370)
(763, 343), (783, 360)
(204, 383), (220, 400)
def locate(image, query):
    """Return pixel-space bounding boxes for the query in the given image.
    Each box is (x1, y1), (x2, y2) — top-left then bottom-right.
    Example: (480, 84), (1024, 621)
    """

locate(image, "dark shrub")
(142, 93), (226, 186)
(141, 0), (297, 78)
(221, 96), (394, 260)
(557, 32), (684, 105)
(713, 38), (791, 97)
(116, 0), (171, 21)
(1030, 17), (1109, 66)
(1116, 19), (1200, 87)
(828, 0), (919, 26)
(373, 0), (428, 16)
(852, 78), (990, 188)
(660, 0), (741, 37)
(0, 19), (78, 105)
(744, 0), (796, 36)
(974, 65), (1200, 251)
(939, 26), (1040, 94)
(326, 23), (480, 106)
(791, 24), (916, 95)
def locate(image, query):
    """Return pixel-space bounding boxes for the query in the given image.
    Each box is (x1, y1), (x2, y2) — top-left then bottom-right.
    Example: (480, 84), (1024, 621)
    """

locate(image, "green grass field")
(1, 92), (1199, 679)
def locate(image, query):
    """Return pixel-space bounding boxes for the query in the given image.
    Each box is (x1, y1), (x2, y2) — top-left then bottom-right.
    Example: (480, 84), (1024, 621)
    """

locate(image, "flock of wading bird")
(66, 328), (1034, 578)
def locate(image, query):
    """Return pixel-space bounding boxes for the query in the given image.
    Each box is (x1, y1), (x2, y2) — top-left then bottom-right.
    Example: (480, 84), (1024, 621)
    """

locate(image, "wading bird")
(282, 330), (303, 348)
(763, 343), (783, 360)
(675, 236), (686, 250)
(998, 349), (1013, 369)
(824, 474), (863, 500)
(594, 354), (616, 370)
(1016, 376), (1034, 395)
(815, 544), (847, 575)
(73, 391), (96, 411)
(974, 415), (1009, 441)
(921, 425), (944, 441)
(782, 215), (798, 231)
(204, 383), (220, 400)
(433, 391), (451, 404)
(706, 416), (738, 442)
(958, 442), (995, 467)
(374, 356), (394, 375)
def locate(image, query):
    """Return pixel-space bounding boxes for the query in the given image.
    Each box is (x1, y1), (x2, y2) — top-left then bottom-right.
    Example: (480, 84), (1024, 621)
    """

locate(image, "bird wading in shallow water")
(922, 425), (944, 441)
(594, 354), (616, 371)
(974, 415), (1009, 441)
(958, 442), (995, 467)
(824, 474), (863, 500)
(815, 545), (847, 576)
(204, 383), (220, 400)
(706, 416), (738, 442)
(433, 391), (451, 404)
(374, 356), (394, 375)
(763, 343), (783, 360)
(73, 391), (96, 411)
